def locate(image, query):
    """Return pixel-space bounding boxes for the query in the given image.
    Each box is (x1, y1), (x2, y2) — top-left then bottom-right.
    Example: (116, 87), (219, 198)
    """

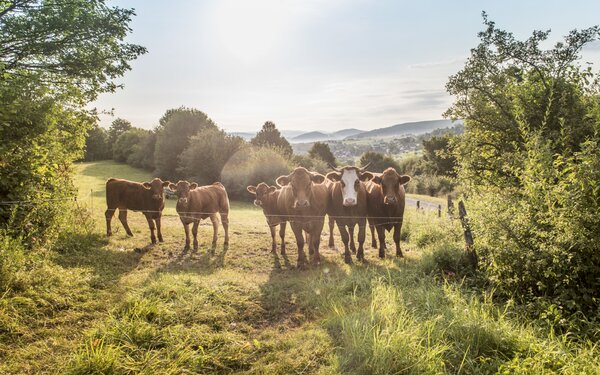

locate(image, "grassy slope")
(1, 160), (598, 374)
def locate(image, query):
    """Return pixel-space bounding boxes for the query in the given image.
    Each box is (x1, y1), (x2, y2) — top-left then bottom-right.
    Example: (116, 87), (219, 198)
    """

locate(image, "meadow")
(1, 161), (598, 374)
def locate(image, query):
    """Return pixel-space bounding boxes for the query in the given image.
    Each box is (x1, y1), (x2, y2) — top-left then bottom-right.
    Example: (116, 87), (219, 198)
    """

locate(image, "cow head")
(247, 182), (277, 207)
(326, 165), (373, 206)
(276, 167), (325, 208)
(168, 180), (198, 205)
(143, 178), (171, 200)
(371, 168), (411, 205)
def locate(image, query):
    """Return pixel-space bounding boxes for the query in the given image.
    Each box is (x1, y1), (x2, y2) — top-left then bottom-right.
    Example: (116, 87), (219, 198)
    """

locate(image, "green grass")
(1, 160), (599, 374)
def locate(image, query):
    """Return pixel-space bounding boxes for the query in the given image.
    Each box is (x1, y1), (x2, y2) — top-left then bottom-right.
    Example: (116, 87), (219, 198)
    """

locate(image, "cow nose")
(254, 200), (262, 206)
(343, 198), (357, 206)
(296, 200), (310, 208)
(384, 196), (396, 205)
(152, 194), (161, 200)
(178, 197), (188, 204)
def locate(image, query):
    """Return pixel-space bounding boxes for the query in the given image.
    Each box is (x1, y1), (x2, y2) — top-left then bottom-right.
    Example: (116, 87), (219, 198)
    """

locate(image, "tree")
(445, 14), (600, 318)
(83, 124), (111, 161)
(308, 142), (336, 166)
(422, 135), (457, 176)
(358, 151), (400, 172)
(178, 128), (246, 185)
(127, 131), (156, 170)
(153, 107), (218, 180)
(112, 128), (150, 163)
(107, 118), (133, 148)
(250, 121), (293, 157)
(0, 0), (145, 243)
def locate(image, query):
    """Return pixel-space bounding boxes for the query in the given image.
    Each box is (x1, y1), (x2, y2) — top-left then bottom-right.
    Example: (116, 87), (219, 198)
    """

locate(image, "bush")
(221, 147), (291, 200)
(112, 128), (151, 163)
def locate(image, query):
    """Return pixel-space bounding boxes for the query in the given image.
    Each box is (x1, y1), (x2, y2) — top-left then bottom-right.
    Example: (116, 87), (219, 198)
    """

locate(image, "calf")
(366, 168), (411, 258)
(247, 183), (287, 254)
(326, 165), (373, 263)
(105, 178), (171, 244)
(276, 167), (328, 268)
(169, 181), (230, 251)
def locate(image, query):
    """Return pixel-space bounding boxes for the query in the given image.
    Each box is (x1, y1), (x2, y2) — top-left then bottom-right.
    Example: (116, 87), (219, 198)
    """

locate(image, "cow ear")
(276, 175), (290, 187)
(162, 180), (171, 187)
(268, 186), (277, 193)
(360, 172), (374, 182)
(311, 173), (326, 184)
(190, 183), (198, 189)
(143, 182), (152, 189)
(372, 175), (382, 184)
(326, 172), (341, 182)
(399, 175), (411, 185)
(168, 183), (177, 190)
(247, 185), (257, 194)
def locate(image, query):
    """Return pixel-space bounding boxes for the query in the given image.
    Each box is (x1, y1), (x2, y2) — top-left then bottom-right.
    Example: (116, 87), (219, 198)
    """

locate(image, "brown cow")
(169, 181), (230, 251)
(326, 165), (373, 263)
(247, 182), (287, 254)
(276, 167), (328, 268)
(366, 168), (411, 258)
(105, 178), (171, 244)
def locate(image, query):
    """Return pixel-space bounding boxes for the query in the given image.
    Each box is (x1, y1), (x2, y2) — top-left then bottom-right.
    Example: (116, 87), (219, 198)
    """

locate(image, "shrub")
(221, 147), (291, 200)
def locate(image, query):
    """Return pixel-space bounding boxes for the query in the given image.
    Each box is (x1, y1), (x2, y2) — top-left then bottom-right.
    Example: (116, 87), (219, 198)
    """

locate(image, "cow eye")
(340, 181), (345, 187)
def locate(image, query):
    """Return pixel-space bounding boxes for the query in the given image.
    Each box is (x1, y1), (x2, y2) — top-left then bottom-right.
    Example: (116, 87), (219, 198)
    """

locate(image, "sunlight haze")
(93, 0), (600, 132)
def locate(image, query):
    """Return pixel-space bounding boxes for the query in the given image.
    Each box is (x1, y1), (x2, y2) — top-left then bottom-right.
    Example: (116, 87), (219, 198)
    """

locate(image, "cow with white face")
(326, 165), (373, 263)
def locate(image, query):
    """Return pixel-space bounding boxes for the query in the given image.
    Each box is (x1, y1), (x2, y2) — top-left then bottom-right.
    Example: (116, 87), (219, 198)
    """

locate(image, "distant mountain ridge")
(350, 119), (463, 139)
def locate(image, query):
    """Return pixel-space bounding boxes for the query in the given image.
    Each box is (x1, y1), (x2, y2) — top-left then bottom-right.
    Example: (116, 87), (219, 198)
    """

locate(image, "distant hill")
(291, 131), (329, 142)
(349, 119), (463, 139)
(331, 128), (365, 138)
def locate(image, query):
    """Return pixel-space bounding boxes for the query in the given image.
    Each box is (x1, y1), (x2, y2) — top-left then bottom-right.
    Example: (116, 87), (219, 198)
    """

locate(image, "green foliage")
(112, 128), (150, 163)
(221, 147), (291, 200)
(308, 142), (336, 166)
(446, 15), (600, 319)
(127, 131), (157, 171)
(178, 128), (246, 186)
(83, 124), (111, 161)
(291, 154), (329, 174)
(358, 151), (400, 172)
(250, 121), (293, 157)
(107, 118), (132, 148)
(422, 135), (457, 176)
(153, 107), (218, 181)
(0, 0), (145, 244)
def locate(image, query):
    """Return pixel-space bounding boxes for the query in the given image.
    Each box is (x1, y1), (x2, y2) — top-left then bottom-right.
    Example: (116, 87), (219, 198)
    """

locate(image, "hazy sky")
(93, 0), (600, 132)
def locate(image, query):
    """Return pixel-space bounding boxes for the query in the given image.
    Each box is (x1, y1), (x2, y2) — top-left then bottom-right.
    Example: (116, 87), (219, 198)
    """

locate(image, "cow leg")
(210, 214), (219, 249)
(279, 221), (287, 255)
(376, 224), (386, 259)
(118, 209), (134, 237)
(144, 213), (157, 244)
(306, 231), (314, 256)
(337, 223), (352, 264)
(182, 221), (191, 251)
(357, 219), (366, 262)
(269, 224), (277, 254)
(220, 210), (229, 246)
(192, 220), (200, 251)
(348, 225), (357, 254)
(369, 218), (377, 248)
(291, 223), (307, 269)
(328, 216), (335, 248)
(105, 208), (116, 237)
(155, 215), (164, 243)
(394, 222), (403, 257)
(311, 219), (324, 265)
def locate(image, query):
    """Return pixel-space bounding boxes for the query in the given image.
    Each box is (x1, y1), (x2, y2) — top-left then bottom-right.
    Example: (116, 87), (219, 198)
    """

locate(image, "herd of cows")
(105, 165), (411, 267)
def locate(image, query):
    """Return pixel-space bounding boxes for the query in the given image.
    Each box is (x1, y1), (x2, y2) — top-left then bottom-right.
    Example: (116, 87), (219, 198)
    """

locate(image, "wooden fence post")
(416, 200), (420, 211)
(458, 200), (477, 269)
(447, 195), (454, 218)
(438, 204), (442, 218)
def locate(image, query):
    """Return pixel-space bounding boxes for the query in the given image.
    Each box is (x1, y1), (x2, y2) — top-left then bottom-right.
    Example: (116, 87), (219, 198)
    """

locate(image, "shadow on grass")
(52, 231), (143, 288)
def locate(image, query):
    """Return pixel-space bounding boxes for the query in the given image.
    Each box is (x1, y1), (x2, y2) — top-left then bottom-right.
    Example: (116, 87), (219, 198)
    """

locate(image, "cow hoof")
(379, 252), (385, 259)
(359, 257), (367, 263)
(280, 250), (286, 256)
(183, 245), (190, 252)
(371, 242), (377, 249)
(158, 238), (164, 243)
(328, 242), (335, 249)
(396, 253), (404, 258)
(344, 256), (353, 265)
(297, 262), (307, 270)
(151, 239), (157, 244)
(127, 233), (134, 237)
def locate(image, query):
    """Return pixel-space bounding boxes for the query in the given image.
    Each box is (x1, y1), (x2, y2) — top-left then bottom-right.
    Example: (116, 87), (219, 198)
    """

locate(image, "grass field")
(1, 160), (598, 374)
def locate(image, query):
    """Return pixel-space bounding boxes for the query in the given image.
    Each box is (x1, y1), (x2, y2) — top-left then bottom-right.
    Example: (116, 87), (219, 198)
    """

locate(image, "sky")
(92, 0), (600, 132)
